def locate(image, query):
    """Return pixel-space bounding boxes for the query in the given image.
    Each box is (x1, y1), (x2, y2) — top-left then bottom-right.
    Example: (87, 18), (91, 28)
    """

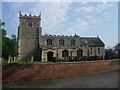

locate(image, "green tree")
(0, 20), (7, 37)
(2, 29), (7, 37)
(0, 20), (5, 28)
(0, 20), (17, 58)
(11, 34), (16, 39)
(114, 43), (120, 53)
(105, 48), (113, 60)
(0, 20), (4, 57)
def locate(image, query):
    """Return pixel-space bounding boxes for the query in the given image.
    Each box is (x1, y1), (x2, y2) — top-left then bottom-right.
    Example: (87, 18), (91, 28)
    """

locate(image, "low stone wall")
(2, 59), (120, 83)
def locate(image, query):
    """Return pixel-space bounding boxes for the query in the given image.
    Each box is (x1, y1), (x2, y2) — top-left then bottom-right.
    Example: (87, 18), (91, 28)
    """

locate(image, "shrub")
(55, 58), (69, 62)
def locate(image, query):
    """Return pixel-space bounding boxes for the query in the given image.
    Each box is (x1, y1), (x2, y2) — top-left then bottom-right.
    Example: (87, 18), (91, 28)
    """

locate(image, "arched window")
(77, 49), (83, 58)
(98, 47), (100, 54)
(47, 39), (52, 45)
(59, 39), (64, 46)
(28, 22), (32, 27)
(47, 51), (53, 61)
(62, 50), (69, 58)
(71, 39), (75, 46)
(90, 47), (92, 54)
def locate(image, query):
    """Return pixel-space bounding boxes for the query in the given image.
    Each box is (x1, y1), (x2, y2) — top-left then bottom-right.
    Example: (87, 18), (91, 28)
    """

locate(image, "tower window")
(28, 22), (32, 27)
(47, 39), (52, 45)
(71, 39), (75, 46)
(59, 39), (64, 46)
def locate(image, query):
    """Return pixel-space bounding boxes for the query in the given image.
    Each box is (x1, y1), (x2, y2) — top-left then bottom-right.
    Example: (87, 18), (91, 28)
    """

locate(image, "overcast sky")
(2, 1), (118, 48)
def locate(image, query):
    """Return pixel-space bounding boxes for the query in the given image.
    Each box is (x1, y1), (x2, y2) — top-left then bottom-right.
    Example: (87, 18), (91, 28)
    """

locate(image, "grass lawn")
(2, 59), (53, 64)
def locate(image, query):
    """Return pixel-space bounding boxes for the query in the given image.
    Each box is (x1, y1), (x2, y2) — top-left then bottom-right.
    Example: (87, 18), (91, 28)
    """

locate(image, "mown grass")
(2, 59), (53, 64)
(1, 59), (87, 64)
(2, 59), (8, 63)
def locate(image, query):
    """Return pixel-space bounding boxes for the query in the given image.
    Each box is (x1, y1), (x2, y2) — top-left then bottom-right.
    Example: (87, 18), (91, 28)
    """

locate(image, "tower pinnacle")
(19, 11), (22, 16)
(39, 13), (41, 17)
(29, 13), (31, 16)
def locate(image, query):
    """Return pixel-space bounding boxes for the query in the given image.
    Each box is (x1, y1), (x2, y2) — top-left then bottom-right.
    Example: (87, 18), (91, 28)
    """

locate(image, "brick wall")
(2, 59), (120, 83)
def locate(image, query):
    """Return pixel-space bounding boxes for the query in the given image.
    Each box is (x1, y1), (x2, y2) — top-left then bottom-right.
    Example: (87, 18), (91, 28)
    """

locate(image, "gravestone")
(8, 55), (11, 63)
(31, 56), (34, 62)
(10, 57), (13, 63)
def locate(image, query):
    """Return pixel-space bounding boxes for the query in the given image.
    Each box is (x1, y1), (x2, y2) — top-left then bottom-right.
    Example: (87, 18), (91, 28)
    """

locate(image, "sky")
(1, 1), (118, 48)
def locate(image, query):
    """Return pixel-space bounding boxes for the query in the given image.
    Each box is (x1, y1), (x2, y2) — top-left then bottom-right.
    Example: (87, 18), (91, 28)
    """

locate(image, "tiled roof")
(80, 37), (105, 46)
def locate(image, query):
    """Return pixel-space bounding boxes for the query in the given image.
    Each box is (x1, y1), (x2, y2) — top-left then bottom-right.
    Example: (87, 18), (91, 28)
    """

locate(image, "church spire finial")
(75, 33), (76, 36)
(39, 13), (41, 17)
(74, 33), (79, 37)
(19, 11), (22, 16)
(29, 12), (31, 16)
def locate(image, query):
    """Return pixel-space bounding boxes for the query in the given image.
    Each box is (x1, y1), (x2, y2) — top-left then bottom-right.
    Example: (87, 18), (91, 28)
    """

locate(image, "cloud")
(80, 6), (97, 12)
(55, 17), (90, 35)
(74, 2), (113, 13)
(2, 0), (119, 2)
(69, 2), (115, 30)
(7, 3), (32, 35)
(2, 1), (118, 48)
(5, 2), (116, 37)
(64, 2), (115, 35)
(28, 2), (72, 34)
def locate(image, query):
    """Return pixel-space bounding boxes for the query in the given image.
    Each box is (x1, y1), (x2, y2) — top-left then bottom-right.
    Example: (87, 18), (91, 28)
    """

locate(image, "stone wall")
(40, 35), (105, 61)
(2, 59), (120, 83)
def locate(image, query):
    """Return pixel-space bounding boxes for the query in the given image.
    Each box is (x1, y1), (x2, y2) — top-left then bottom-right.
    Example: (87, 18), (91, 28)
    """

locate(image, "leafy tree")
(105, 48), (113, 60)
(114, 43), (120, 53)
(105, 43), (120, 59)
(0, 20), (17, 58)
(11, 34), (16, 39)
(0, 20), (5, 28)
(2, 29), (7, 37)
(0, 20), (4, 57)
(113, 43), (120, 58)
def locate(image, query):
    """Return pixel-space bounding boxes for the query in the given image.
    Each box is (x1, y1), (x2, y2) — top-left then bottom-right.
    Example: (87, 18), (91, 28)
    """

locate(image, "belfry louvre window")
(59, 39), (64, 46)
(47, 39), (52, 45)
(71, 39), (75, 46)
(28, 22), (32, 27)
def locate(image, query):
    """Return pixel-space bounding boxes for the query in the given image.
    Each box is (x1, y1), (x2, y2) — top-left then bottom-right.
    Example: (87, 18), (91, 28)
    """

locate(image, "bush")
(55, 58), (69, 62)
(31, 61), (53, 64)
(2, 60), (53, 64)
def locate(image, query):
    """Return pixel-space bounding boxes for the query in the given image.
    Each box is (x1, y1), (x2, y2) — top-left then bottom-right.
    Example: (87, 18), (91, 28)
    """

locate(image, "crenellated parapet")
(19, 11), (41, 19)
(43, 34), (80, 38)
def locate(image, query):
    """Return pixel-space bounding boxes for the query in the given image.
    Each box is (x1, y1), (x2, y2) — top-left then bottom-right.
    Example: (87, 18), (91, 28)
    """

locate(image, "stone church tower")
(18, 12), (42, 60)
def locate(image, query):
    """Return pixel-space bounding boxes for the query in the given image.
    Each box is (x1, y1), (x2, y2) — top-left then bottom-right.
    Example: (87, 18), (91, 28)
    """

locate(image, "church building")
(18, 12), (105, 61)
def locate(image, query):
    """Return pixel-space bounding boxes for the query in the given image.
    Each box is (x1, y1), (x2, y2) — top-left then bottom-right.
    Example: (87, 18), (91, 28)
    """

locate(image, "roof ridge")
(80, 37), (98, 39)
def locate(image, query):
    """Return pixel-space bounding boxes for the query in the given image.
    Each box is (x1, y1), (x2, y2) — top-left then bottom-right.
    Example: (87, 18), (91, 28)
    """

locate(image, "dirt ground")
(3, 71), (119, 88)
